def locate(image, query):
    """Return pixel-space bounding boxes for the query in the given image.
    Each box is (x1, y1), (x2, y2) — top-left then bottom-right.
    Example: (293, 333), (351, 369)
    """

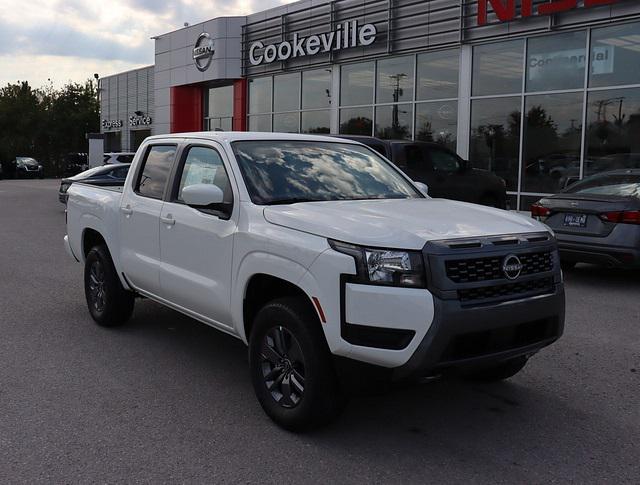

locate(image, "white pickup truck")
(64, 132), (565, 430)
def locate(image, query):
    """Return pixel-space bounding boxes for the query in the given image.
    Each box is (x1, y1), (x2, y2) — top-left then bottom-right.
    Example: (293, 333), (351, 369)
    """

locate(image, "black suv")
(335, 136), (507, 208)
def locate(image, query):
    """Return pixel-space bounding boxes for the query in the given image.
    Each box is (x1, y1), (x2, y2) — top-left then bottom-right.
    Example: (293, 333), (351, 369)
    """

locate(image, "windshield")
(17, 157), (37, 164)
(231, 141), (421, 205)
(564, 174), (640, 198)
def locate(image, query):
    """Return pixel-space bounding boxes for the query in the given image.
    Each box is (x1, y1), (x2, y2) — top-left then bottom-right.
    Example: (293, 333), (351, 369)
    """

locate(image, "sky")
(0, 0), (293, 89)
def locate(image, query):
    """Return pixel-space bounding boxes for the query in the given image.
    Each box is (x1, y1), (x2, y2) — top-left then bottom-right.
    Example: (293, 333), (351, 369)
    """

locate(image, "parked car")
(62, 153), (89, 177)
(15, 157), (44, 179)
(103, 152), (135, 165)
(334, 136), (507, 208)
(65, 132), (564, 430)
(59, 163), (130, 204)
(531, 169), (640, 269)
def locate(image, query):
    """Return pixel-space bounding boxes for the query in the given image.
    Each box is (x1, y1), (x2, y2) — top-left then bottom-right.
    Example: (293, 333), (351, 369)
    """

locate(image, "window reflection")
(415, 102), (457, 150)
(273, 112), (300, 133)
(590, 22), (640, 88)
(522, 93), (583, 194)
(376, 56), (414, 104)
(303, 69), (332, 109)
(232, 141), (420, 204)
(375, 104), (413, 140)
(526, 32), (587, 93)
(340, 62), (374, 106)
(585, 88), (640, 177)
(274, 73), (300, 112)
(249, 77), (272, 114)
(248, 114), (272, 132)
(473, 40), (524, 96)
(417, 49), (459, 101)
(470, 97), (521, 191)
(340, 107), (373, 135)
(301, 110), (330, 134)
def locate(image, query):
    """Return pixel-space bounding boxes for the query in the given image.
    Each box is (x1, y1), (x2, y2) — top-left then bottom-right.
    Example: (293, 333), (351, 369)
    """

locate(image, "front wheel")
(84, 245), (135, 326)
(463, 356), (528, 382)
(248, 297), (346, 431)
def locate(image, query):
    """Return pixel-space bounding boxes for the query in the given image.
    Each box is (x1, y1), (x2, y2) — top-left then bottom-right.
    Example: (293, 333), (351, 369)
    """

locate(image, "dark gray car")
(531, 169), (640, 269)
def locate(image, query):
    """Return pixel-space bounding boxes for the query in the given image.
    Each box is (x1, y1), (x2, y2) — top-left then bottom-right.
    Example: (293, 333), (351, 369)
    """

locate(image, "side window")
(113, 167), (129, 179)
(403, 145), (431, 181)
(177, 146), (232, 205)
(135, 145), (176, 199)
(429, 148), (461, 172)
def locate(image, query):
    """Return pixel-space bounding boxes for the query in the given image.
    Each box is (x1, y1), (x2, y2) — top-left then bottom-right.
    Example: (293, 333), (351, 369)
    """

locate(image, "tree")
(0, 79), (99, 177)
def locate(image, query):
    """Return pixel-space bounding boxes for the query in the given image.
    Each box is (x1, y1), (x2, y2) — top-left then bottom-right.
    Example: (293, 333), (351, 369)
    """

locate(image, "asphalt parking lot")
(1, 178), (638, 483)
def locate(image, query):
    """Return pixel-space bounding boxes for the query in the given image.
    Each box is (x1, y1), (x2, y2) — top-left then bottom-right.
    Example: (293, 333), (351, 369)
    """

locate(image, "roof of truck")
(144, 131), (362, 144)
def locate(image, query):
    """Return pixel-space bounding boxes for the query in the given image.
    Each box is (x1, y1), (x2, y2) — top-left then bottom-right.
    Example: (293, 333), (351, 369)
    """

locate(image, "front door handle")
(160, 214), (176, 226)
(121, 205), (133, 216)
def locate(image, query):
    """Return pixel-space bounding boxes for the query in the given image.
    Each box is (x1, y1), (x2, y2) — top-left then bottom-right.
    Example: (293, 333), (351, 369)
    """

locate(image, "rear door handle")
(121, 205), (133, 216)
(160, 214), (175, 226)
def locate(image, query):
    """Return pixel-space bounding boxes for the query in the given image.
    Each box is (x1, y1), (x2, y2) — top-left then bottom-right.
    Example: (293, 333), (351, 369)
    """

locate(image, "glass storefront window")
(470, 97), (521, 191)
(473, 40), (524, 96)
(339, 107), (373, 135)
(274, 73), (300, 112)
(303, 69), (332, 109)
(273, 112), (300, 133)
(376, 56), (414, 104)
(249, 77), (272, 114)
(248, 114), (272, 132)
(522, 92), (583, 194)
(526, 31), (587, 93)
(301, 110), (330, 134)
(417, 49), (459, 101)
(590, 22), (640, 88)
(375, 104), (413, 140)
(340, 62), (374, 107)
(207, 85), (234, 118)
(585, 88), (640, 177)
(415, 101), (457, 150)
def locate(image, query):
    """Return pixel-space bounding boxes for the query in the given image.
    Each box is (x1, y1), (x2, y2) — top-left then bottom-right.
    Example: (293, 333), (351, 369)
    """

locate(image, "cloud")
(0, 0), (292, 88)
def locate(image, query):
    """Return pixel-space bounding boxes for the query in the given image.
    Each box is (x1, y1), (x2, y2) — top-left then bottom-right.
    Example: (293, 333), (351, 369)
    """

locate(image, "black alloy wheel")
(260, 325), (306, 408)
(87, 259), (107, 313)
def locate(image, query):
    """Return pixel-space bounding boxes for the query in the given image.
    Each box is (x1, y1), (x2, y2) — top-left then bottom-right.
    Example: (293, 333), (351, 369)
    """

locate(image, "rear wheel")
(464, 356), (528, 382)
(84, 245), (135, 326)
(249, 297), (346, 431)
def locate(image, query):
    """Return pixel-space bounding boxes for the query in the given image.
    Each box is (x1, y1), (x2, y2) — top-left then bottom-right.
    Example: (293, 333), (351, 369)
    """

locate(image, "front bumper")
(392, 285), (564, 379)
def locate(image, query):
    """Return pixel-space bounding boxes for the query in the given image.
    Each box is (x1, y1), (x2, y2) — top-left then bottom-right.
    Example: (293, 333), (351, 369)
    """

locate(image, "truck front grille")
(445, 250), (554, 283)
(458, 277), (554, 303)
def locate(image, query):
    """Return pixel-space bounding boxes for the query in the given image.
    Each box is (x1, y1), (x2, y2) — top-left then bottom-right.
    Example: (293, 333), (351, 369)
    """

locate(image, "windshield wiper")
(265, 197), (326, 206)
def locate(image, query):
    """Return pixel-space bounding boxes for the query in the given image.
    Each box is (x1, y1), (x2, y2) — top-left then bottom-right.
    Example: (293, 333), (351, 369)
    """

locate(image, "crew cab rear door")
(157, 142), (237, 328)
(119, 143), (178, 295)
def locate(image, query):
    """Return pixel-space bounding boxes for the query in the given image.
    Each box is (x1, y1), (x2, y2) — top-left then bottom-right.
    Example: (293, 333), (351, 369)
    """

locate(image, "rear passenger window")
(135, 145), (176, 199)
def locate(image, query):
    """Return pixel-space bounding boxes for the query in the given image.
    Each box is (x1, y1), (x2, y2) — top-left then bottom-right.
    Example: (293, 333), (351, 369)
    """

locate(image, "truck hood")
(263, 198), (547, 249)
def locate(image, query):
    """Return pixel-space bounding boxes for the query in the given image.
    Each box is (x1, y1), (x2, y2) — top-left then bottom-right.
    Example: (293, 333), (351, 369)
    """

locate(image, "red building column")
(170, 85), (203, 133)
(233, 79), (247, 132)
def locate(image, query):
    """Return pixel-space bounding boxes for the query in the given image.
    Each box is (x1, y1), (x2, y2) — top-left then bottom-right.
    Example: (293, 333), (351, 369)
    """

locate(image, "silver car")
(532, 169), (640, 269)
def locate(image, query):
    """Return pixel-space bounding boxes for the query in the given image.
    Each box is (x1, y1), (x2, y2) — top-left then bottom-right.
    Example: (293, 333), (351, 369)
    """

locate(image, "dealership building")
(99, 0), (640, 209)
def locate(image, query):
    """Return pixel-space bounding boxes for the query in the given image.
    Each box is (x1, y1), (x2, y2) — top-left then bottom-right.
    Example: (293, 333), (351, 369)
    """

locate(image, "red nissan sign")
(478, 0), (619, 26)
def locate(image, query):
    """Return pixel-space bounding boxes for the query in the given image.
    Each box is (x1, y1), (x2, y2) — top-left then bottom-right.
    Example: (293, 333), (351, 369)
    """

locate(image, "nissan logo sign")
(193, 33), (215, 72)
(502, 254), (524, 280)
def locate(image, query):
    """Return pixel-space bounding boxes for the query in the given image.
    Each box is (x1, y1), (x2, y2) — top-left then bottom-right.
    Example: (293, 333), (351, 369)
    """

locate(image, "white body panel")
(65, 131), (552, 368)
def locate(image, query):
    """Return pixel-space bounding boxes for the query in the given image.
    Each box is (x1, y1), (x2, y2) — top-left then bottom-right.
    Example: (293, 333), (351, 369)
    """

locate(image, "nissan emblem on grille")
(502, 255), (523, 280)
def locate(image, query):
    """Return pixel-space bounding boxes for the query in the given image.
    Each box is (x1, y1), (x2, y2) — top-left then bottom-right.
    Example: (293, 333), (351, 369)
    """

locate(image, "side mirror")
(414, 181), (429, 196)
(181, 184), (224, 207)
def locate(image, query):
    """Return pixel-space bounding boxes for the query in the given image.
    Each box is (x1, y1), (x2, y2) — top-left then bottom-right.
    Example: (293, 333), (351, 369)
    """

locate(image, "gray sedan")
(531, 169), (640, 269)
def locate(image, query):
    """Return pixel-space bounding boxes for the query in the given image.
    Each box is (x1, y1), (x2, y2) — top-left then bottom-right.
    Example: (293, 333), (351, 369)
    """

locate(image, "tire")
(248, 297), (346, 431)
(84, 244), (135, 326)
(464, 356), (528, 382)
(561, 260), (577, 271)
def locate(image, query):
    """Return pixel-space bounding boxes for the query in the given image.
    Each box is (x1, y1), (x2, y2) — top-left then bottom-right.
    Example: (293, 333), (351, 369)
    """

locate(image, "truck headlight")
(329, 240), (426, 288)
